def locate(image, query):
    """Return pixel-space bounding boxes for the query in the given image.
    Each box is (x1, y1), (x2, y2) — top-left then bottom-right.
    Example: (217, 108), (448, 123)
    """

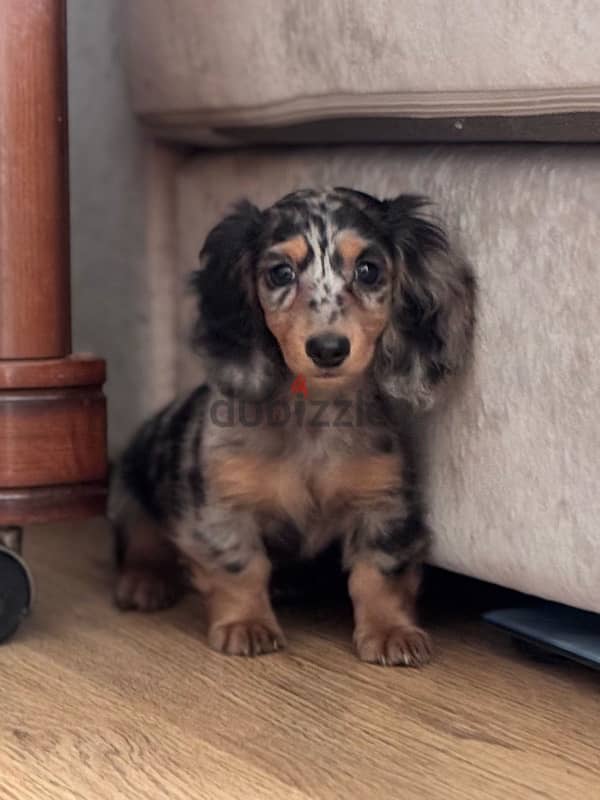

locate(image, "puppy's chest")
(206, 430), (402, 533)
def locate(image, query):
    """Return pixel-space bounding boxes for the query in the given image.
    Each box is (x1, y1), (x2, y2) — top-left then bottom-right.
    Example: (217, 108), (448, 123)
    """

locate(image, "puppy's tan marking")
(336, 230), (369, 272)
(209, 451), (402, 538)
(272, 235), (308, 265)
(349, 561), (431, 667)
(265, 302), (388, 385)
(318, 453), (403, 509)
(190, 553), (284, 656)
(263, 307), (314, 378)
(208, 453), (311, 524)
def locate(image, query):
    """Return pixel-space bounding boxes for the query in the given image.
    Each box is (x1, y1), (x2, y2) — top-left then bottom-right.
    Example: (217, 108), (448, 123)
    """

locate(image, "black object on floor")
(483, 602), (600, 672)
(0, 547), (33, 643)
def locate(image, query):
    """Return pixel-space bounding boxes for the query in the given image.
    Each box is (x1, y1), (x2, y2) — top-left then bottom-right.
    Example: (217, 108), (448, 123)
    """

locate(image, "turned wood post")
(0, 0), (108, 525)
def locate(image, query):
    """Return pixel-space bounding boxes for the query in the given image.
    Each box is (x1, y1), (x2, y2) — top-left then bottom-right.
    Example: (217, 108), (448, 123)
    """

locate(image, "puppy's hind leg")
(113, 505), (184, 612)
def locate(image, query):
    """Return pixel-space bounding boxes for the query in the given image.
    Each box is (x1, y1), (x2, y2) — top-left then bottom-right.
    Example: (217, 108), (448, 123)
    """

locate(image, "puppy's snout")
(305, 333), (350, 368)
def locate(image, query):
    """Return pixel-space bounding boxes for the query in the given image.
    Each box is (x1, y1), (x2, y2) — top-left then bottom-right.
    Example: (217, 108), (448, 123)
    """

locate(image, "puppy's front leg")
(190, 553), (285, 657)
(346, 512), (432, 667)
(178, 509), (284, 657)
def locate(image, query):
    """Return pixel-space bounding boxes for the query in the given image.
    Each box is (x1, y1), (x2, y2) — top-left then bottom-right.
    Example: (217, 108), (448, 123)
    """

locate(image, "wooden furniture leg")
(0, 0), (107, 527)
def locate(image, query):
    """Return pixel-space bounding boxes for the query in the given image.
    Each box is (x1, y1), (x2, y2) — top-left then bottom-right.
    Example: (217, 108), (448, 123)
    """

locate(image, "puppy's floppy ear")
(189, 200), (284, 399)
(374, 195), (476, 410)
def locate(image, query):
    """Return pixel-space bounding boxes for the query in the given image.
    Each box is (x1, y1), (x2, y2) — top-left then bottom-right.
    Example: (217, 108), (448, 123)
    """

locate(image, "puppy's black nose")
(305, 333), (350, 368)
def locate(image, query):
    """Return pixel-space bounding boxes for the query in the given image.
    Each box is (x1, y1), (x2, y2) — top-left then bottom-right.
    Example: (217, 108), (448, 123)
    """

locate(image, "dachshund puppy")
(109, 188), (475, 666)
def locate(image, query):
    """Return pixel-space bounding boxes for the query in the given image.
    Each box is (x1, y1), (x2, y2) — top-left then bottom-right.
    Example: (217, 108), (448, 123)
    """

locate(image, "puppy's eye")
(267, 264), (296, 288)
(354, 262), (381, 287)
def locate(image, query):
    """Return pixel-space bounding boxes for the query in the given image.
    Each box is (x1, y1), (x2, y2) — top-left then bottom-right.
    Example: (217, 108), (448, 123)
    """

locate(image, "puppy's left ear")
(374, 195), (476, 409)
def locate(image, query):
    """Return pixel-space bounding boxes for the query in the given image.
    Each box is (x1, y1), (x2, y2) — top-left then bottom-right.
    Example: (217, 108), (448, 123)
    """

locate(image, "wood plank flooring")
(1, 520), (598, 799)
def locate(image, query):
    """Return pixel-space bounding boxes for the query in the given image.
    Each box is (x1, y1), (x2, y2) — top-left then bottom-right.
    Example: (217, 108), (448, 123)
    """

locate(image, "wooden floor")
(1, 521), (599, 800)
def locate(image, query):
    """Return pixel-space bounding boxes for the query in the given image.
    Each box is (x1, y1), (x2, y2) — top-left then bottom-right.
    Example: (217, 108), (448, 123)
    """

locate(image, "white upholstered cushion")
(127, 0), (600, 141)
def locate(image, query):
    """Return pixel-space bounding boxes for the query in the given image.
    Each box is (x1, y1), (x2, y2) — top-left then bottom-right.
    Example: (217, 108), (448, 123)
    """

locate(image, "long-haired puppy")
(109, 188), (475, 666)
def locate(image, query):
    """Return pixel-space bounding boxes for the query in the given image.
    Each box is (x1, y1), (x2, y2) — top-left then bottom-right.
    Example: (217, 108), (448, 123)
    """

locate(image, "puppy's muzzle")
(305, 333), (350, 368)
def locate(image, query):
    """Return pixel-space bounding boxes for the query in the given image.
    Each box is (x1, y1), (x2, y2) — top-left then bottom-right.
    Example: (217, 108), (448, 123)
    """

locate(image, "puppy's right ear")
(189, 201), (283, 399)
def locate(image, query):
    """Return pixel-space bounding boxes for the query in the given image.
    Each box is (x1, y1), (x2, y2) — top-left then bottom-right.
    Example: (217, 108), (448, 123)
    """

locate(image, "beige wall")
(68, 0), (160, 454)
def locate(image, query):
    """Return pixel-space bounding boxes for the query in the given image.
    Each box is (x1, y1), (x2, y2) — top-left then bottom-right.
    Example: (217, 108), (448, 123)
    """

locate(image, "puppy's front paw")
(354, 624), (432, 667)
(208, 620), (286, 657)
